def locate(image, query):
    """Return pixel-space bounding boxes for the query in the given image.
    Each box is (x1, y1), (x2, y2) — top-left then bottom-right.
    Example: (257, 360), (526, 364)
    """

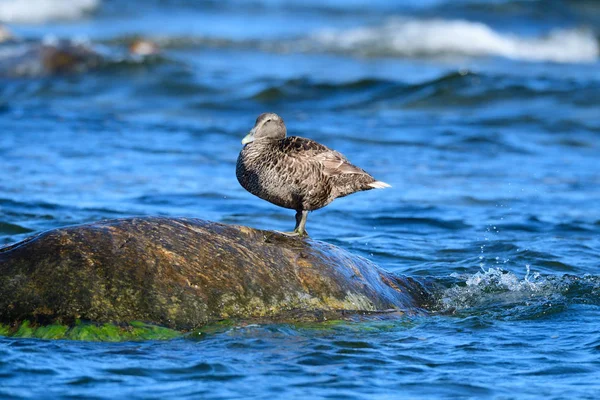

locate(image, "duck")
(236, 112), (390, 236)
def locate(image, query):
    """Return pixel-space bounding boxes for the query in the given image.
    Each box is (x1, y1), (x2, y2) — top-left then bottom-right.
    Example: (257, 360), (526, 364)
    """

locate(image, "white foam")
(312, 18), (599, 63)
(437, 267), (555, 313)
(0, 0), (99, 23)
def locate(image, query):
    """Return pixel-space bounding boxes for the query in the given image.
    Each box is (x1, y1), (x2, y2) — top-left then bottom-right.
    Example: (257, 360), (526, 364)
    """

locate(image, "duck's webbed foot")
(268, 210), (310, 238)
(274, 229), (309, 238)
(263, 230), (308, 244)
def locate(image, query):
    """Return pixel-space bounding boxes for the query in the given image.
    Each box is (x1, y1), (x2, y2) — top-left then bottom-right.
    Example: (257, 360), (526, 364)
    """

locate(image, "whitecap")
(311, 18), (599, 63)
(436, 267), (556, 313)
(0, 0), (99, 24)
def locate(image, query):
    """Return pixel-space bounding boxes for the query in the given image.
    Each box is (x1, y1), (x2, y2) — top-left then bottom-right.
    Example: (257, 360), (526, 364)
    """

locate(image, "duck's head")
(241, 112), (286, 145)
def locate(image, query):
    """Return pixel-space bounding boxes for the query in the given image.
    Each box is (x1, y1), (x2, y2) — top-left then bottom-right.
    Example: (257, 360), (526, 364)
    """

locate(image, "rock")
(0, 39), (103, 77)
(0, 217), (430, 331)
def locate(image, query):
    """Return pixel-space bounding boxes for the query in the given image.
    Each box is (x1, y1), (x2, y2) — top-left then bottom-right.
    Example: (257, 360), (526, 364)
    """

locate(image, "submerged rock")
(0, 217), (430, 331)
(0, 37), (160, 78)
(0, 39), (103, 77)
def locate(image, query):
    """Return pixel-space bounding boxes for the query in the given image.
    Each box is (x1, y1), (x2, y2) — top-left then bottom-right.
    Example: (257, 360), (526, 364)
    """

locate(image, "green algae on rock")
(0, 320), (182, 341)
(0, 217), (431, 332)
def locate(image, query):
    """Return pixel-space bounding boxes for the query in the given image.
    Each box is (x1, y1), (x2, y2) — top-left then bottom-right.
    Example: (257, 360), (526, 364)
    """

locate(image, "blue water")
(1, 0), (600, 398)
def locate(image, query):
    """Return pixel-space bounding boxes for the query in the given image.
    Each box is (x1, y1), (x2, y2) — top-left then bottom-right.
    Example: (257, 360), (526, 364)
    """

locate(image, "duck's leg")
(294, 210), (309, 236)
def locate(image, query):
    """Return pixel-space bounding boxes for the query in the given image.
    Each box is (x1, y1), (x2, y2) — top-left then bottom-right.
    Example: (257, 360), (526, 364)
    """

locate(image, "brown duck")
(236, 112), (390, 236)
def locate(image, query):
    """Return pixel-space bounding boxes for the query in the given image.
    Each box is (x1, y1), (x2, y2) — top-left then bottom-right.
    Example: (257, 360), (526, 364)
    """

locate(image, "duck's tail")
(368, 181), (391, 189)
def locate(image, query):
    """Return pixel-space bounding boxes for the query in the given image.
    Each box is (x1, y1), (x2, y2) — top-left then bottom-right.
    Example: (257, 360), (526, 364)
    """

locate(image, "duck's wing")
(281, 136), (370, 177)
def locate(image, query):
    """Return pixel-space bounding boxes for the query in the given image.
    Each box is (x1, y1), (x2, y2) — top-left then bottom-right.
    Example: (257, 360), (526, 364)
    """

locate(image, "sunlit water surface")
(1, 0), (599, 398)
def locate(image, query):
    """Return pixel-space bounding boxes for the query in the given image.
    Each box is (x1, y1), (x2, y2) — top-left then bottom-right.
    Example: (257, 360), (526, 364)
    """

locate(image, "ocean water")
(1, 0), (600, 398)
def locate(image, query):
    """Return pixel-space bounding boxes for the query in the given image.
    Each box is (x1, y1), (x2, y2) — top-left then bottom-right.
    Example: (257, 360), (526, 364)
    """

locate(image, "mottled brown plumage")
(236, 113), (390, 236)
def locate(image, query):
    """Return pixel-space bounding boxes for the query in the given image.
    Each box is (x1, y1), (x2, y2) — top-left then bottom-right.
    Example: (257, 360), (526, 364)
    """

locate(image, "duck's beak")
(241, 128), (256, 145)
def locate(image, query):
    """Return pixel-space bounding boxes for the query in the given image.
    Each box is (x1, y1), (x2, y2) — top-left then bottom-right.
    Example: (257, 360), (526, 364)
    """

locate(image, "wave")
(0, 0), (99, 24)
(309, 18), (599, 63)
(431, 267), (600, 319)
(129, 17), (599, 65)
(0, 221), (34, 235)
(237, 70), (599, 112)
